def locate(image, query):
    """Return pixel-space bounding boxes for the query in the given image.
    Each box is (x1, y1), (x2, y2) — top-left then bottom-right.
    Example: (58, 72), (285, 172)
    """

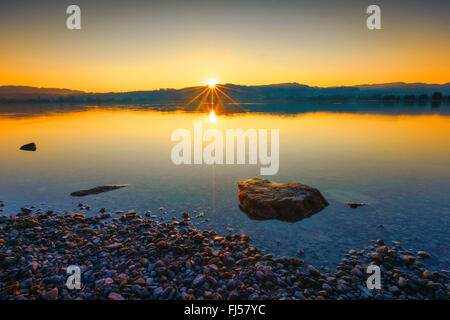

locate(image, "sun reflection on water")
(209, 109), (216, 122)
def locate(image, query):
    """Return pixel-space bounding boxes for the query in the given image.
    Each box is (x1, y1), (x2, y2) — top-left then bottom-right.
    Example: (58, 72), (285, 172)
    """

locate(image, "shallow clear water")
(0, 102), (449, 270)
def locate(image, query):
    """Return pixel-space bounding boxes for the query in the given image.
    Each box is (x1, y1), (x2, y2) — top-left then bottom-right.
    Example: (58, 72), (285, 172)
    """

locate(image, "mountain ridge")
(0, 82), (449, 102)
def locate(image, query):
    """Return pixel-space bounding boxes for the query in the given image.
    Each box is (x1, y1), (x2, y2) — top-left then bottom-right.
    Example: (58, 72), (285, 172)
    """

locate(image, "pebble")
(43, 288), (58, 300)
(307, 265), (320, 277)
(0, 209), (447, 301)
(108, 293), (125, 300)
(398, 277), (408, 288)
(418, 251), (431, 259)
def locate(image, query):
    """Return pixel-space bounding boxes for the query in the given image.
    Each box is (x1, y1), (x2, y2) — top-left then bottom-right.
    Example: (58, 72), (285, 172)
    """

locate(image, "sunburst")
(183, 81), (247, 116)
(207, 79), (217, 88)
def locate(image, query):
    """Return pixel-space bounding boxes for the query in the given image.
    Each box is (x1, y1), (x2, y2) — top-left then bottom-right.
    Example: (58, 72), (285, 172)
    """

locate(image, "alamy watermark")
(66, 5), (81, 30)
(366, 265), (381, 290)
(367, 5), (381, 30)
(66, 265), (81, 290)
(171, 121), (279, 175)
(66, 5), (381, 31)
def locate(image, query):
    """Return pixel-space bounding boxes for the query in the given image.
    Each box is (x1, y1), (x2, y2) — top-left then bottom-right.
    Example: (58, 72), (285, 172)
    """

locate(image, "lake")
(0, 101), (449, 270)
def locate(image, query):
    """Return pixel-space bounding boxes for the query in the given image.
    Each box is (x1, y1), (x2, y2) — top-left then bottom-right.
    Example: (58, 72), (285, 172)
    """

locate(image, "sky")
(0, 0), (449, 92)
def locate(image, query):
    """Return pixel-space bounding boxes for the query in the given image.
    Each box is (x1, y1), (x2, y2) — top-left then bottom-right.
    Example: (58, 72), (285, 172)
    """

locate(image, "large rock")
(237, 177), (328, 222)
(70, 184), (129, 197)
(20, 142), (36, 151)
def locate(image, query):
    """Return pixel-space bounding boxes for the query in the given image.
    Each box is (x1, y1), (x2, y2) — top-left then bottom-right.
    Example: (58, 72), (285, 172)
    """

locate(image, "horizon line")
(1, 81), (449, 94)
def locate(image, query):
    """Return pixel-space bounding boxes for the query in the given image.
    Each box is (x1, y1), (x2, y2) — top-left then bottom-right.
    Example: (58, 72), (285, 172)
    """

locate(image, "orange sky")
(0, 1), (449, 92)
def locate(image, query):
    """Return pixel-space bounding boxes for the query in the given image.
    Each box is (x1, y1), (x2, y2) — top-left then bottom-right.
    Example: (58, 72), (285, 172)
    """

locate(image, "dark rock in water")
(19, 142), (36, 151)
(70, 184), (129, 197)
(418, 251), (431, 259)
(20, 207), (33, 215)
(346, 202), (368, 209)
(181, 211), (189, 219)
(237, 177), (329, 222)
(307, 265), (321, 277)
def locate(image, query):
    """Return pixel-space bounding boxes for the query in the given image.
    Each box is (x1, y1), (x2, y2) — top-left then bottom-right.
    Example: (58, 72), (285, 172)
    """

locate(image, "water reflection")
(0, 100), (448, 119)
(0, 103), (449, 269)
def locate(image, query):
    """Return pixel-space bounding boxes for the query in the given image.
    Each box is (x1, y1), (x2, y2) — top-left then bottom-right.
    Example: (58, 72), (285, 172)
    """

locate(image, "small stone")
(193, 233), (205, 243)
(351, 267), (362, 277)
(346, 202), (368, 208)
(106, 243), (122, 250)
(398, 277), (407, 288)
(181, 211), (189, 219)
(417, 251), (431, 259)
(294, 291), (307, 300)
(390, 286), (400, 294)
(131, 284), (141, 293)
(43, 288), (58, 300)
(407, 279), (419, 291)
(400, 255), (415, 264)
(108, 293), (125, 300)
(20, 207), (33, 215)
(28, 261), (39, 272)
(193, 275), (205, 287)
(20, 142), (37, 151)
(322, 283), (332, 291)
(426, 281), (440, 291)
(423, 270), (433, 279)
(307, 265), (320, 277)
(196, 212), (205, 218)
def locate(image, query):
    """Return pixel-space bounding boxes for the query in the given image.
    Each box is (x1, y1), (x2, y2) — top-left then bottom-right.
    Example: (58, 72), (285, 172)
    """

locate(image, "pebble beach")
(0, 203), (448, 300)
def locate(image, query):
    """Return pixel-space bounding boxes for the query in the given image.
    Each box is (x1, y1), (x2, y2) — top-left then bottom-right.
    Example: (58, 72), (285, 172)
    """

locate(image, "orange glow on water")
(0, 108), (449, 166)
(209, 109), (216, 122)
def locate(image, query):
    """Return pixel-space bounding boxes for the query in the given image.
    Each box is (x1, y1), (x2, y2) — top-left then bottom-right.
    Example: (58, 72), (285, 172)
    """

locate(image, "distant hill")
(355, 82), (450, 96)
(355, 82), (449, 89)
(0, 82), (449, 103)
(0, 86), (85, 100)
(0, 86), (85, 94)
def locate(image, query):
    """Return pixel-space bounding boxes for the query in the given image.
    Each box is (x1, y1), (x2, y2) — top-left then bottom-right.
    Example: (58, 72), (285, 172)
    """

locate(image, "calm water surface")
(0, 102), (449, 270)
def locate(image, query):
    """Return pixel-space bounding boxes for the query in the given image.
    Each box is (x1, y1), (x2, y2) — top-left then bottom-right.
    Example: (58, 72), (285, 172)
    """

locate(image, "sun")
(207, 79), (217, 88)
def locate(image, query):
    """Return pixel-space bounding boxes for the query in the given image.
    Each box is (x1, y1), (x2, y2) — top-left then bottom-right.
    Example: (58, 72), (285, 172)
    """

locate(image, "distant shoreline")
(0, 95), (449, 105)
(1, 82), (449, 104)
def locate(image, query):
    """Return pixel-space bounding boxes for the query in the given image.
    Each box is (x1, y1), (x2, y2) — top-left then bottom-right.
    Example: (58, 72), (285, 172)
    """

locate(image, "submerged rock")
(19, 142), (36, 151)
(237, 177), (329, 222)
(418, 251), (431, 259)
(346, 202), (368, 209)
(70, 184), (129, 197)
